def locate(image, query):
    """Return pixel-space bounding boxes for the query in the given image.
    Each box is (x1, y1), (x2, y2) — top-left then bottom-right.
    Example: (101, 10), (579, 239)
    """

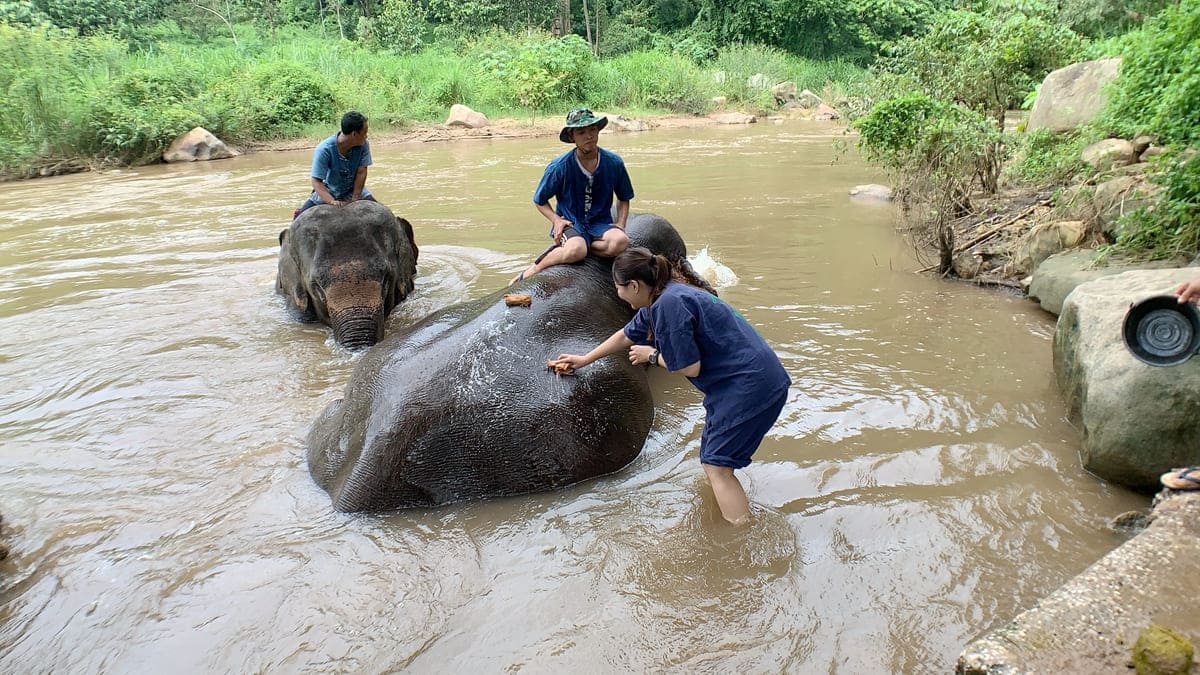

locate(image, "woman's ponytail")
(613, 246), (718, 298)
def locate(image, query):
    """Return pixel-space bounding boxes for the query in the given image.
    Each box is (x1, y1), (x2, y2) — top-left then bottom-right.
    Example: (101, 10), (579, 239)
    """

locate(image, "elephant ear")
(393, 216), (418, 299)
(276, 227), (311, 314)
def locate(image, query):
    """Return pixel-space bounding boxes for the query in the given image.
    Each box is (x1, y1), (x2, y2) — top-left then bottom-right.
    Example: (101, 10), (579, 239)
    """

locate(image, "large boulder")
(1026, 58), (1122, 133)
(1029, 249), (1117, 315)
(1053, 269), (1200, 489)
(445, 104), (489, 129)
(1014, 220), (1087, 274)
(162, 127), (238, 163)
(1081, 138), (1138, 171)
(1094, 176), (1157, 238)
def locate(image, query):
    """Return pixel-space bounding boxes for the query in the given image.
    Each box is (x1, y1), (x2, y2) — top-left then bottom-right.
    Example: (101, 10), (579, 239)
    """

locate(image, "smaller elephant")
(276, 200), (418, 350)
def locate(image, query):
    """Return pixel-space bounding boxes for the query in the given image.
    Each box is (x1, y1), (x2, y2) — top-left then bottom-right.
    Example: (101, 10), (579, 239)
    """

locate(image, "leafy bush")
(1005, 128), (1094, 186)
(243, 62), (337, 135)
(1110, 154), (1200, 259)
(855, 94), (1002, 188)
(84, 100), (203, 162)
(877, 6), (1082, 128)
(477, 34), (592, 111)
(855, 93), (1005, 269)
(1102, 0), (1200, 146)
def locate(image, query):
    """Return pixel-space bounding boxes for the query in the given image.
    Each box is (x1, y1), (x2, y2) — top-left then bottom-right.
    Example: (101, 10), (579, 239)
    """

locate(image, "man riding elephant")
(276, 200), (418, 350)
(306, 213), (712, 511)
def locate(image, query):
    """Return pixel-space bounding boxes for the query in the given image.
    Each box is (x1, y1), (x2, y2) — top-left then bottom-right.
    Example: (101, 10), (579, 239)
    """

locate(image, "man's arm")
(350, 166), (368, 202)
(311, 177), (338, 205)
(614, 199), (630, 230)
(536, 202), (572, 242)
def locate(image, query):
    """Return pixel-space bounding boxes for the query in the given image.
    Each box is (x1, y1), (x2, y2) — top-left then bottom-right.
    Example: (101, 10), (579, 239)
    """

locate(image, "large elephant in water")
(307, 213), (708, 511)
(276, 200), (418, 350)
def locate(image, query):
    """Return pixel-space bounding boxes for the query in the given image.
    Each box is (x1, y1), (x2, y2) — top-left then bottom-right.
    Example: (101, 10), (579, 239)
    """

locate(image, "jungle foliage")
(851, 0), (1200, 266)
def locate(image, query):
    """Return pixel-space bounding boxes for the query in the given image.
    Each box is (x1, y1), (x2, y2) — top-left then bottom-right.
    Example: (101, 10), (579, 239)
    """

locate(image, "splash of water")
(688, 247), (739, 289)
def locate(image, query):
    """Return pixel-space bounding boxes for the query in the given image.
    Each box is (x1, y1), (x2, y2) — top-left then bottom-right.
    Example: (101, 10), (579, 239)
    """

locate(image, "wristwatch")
(648, 349), (659, 366)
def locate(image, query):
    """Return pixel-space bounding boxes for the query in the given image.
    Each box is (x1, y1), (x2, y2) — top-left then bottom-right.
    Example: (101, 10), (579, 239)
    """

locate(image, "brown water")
(0, 122), (1146, 672)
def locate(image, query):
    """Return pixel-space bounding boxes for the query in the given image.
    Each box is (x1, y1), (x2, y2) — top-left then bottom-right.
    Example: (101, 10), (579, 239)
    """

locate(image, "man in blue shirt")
(294, 111), (374, 219)
(511, 108), (634, 283)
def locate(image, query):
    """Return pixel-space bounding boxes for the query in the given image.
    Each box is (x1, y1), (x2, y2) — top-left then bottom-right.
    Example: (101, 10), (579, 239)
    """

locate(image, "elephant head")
(276, 200), (418, 350)
(306, 213), (707, 511)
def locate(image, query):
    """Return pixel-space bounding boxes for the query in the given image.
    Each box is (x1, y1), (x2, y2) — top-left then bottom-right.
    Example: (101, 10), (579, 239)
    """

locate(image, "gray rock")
(848, 184), (893, 202)
(1132, 134), (1155, 157)
(1093, 176), (1156, 238)
(607, 114), (650, 133)
(796, 89), (823, 108)
(1014, 220), (1086, 274)
(1081, 138), (1137, 171)
(1027, 58), (1122, 133)
(445, 104), (489, 129)
(162, 127), (238, 163)
(1053, 269), (1200, 489)
(1028, 249), (1112, 315)
(771, 81), (797, 105)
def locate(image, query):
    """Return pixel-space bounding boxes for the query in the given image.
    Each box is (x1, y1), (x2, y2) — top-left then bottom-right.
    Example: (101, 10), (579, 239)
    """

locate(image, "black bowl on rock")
(1122, 295), (1200, 367)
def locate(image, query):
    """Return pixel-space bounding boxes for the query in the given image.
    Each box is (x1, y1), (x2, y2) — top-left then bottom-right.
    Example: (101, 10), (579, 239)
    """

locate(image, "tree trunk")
(581, 0), (592, 49)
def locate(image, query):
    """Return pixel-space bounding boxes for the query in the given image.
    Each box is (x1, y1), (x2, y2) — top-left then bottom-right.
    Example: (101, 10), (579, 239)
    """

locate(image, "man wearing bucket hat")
(511, 107), (634, 284)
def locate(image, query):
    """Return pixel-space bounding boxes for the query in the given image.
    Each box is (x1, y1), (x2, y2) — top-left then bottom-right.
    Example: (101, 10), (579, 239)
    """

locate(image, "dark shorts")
(293, 192), (377, 220)
(700, 390), (788, 470)
(554, 222), (615, 249)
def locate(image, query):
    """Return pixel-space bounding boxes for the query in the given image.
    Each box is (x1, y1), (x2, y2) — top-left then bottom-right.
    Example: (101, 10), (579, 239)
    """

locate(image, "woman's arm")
(553, 329), (634, 372)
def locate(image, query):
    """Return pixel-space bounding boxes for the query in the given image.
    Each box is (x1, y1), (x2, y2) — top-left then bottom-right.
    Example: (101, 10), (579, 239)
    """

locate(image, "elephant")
(306, 213), (712, 511)
(276, 200), (419, 350)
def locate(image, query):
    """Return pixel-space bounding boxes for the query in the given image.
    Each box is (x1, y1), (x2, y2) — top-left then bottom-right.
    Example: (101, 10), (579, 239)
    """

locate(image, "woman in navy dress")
(552, 247), (791, 525)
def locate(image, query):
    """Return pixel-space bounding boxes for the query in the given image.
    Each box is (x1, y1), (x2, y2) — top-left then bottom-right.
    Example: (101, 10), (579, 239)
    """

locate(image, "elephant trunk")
(326, 278), (386, 350)
(331, 307), (384, 350)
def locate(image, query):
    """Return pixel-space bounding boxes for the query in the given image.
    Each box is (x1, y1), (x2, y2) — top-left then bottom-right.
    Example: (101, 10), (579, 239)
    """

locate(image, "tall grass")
(0, 23), (867, 178)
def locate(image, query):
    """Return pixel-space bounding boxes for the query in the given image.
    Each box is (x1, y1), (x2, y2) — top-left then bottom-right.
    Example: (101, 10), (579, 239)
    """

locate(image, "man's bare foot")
(510, 263), (538, 286)
(1161, 467), (1200, 490)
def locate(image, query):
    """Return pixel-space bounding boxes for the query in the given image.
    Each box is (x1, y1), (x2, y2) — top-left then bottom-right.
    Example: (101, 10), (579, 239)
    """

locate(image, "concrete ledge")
(957, 491), (1200, 673)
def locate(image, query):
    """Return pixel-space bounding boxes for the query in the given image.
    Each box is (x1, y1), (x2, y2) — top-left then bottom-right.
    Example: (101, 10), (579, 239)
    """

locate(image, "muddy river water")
(0, 121), (1147, 672)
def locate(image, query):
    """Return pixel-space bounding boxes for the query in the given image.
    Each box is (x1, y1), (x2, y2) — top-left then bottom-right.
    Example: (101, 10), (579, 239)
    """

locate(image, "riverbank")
(237, 109), (773, 154)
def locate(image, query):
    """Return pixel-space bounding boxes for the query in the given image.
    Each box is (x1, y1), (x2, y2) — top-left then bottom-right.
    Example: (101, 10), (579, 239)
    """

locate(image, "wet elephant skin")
(276, 200), (418, 350)
(307, 213), (692, 511)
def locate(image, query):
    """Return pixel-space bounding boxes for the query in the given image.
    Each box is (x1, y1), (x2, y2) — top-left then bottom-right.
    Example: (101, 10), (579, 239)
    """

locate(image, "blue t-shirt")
(623, 282), (792, 428)
(532, 148), (634, 227)
(311, 134), (373, 201)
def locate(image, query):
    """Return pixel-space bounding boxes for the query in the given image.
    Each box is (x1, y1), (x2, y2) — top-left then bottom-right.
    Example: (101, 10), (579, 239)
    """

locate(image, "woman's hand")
(550, 354), (588, 374)
(1175, 277), (1200, 305)
(628, 345), (655, 366)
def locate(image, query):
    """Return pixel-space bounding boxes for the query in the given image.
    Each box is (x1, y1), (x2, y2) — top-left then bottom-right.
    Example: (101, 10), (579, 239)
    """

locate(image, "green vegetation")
(849, 0), (1200, 267)
(0, 0), (890, 178)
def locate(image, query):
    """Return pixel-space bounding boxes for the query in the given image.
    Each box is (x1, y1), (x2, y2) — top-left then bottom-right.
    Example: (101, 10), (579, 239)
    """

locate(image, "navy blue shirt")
(533, 148), (634, 227)
(623, 282), (792, 428)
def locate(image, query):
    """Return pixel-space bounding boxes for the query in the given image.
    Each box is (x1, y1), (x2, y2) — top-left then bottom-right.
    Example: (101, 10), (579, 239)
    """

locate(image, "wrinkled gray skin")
(276, 200), (418, 350)
(307, 213), (707, 511)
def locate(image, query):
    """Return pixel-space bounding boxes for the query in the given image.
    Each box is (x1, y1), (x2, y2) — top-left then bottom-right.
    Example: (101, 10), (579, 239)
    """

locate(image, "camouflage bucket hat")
(559, 107), (608, 143)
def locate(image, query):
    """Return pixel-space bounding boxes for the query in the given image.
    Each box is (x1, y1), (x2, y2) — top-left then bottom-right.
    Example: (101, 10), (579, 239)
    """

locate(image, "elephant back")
(306, 212), (694, 511)
(307, 259), (651, 510)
